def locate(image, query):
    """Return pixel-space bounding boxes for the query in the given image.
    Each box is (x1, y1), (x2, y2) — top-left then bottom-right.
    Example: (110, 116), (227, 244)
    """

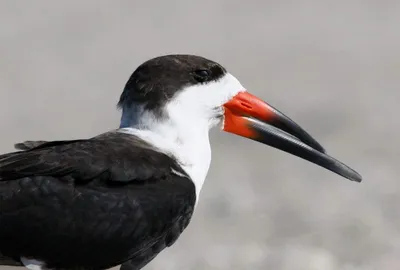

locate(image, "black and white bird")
(0, 54), (362, 270)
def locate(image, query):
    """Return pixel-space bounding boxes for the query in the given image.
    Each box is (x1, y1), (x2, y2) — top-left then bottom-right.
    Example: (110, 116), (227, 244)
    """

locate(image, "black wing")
(14, 140), (50, 151)
(0, 131), (196, 270)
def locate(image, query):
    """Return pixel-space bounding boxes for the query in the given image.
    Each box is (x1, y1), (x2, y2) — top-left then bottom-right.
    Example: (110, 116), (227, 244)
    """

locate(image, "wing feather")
(0, 131), (195, 270)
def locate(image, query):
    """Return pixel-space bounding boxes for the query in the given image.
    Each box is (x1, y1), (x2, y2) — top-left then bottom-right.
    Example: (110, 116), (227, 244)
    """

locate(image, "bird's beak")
(223, 91), (362, 182)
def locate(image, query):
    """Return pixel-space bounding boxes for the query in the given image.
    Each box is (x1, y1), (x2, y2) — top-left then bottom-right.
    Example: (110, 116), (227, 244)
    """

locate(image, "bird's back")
(0, 131), (196, 270)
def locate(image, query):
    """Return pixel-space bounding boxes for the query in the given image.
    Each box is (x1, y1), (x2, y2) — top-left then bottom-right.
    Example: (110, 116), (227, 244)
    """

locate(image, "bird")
(0, 54), (362, 270)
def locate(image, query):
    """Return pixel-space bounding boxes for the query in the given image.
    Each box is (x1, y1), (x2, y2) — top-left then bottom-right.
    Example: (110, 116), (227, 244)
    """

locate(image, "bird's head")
(118, 54), (361, 183)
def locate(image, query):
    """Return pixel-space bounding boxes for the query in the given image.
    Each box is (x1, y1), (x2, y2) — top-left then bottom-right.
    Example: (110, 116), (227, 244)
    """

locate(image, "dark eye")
(193, 69), (211, 82)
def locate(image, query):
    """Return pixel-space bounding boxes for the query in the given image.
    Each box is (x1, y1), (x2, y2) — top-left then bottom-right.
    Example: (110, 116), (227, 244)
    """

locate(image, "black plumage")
(119, 54), (226, 116)
(0, 131), (196, 270)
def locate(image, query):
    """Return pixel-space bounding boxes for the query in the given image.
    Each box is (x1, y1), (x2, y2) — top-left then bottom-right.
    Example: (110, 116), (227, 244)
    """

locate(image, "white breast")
(119, 127), (212, 203)
(21, 257), (47, 270)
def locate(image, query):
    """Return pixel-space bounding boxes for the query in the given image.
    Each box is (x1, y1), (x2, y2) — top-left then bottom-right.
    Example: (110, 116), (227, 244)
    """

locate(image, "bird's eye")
(193, 69), (211, 82)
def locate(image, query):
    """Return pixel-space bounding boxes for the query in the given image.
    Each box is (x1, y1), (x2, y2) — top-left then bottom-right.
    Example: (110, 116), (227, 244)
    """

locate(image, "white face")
(164, 72), (246, 130)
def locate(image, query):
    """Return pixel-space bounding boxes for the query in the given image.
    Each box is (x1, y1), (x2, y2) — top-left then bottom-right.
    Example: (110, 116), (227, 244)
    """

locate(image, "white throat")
(119, 73), (245, 202)
(120, 124), (212, 201)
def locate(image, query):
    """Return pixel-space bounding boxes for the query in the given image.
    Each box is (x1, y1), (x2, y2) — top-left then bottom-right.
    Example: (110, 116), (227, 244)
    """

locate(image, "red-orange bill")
(223, 91), (362, 182)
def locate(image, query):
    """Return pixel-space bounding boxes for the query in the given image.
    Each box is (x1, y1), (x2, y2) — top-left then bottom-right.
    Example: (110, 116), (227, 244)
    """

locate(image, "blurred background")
(0, 1), (398, 269)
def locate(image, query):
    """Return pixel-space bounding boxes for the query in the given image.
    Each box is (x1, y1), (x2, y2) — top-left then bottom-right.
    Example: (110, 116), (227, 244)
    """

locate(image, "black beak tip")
(272, 110), (326, 153)
(326, 157), (363, 183)
(247, 117), (363, 183)
(347, 171), (363, 183)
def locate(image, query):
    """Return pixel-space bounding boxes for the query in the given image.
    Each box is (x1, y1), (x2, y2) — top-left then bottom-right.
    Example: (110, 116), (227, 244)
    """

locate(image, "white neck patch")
(119, 73), (245, 203)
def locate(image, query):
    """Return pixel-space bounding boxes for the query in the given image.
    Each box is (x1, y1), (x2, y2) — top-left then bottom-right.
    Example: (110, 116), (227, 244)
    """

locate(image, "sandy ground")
(0, 1), (399, 269)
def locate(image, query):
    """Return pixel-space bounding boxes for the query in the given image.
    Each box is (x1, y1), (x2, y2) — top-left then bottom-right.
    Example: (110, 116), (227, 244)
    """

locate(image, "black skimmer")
(0, 54), (362, 270)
